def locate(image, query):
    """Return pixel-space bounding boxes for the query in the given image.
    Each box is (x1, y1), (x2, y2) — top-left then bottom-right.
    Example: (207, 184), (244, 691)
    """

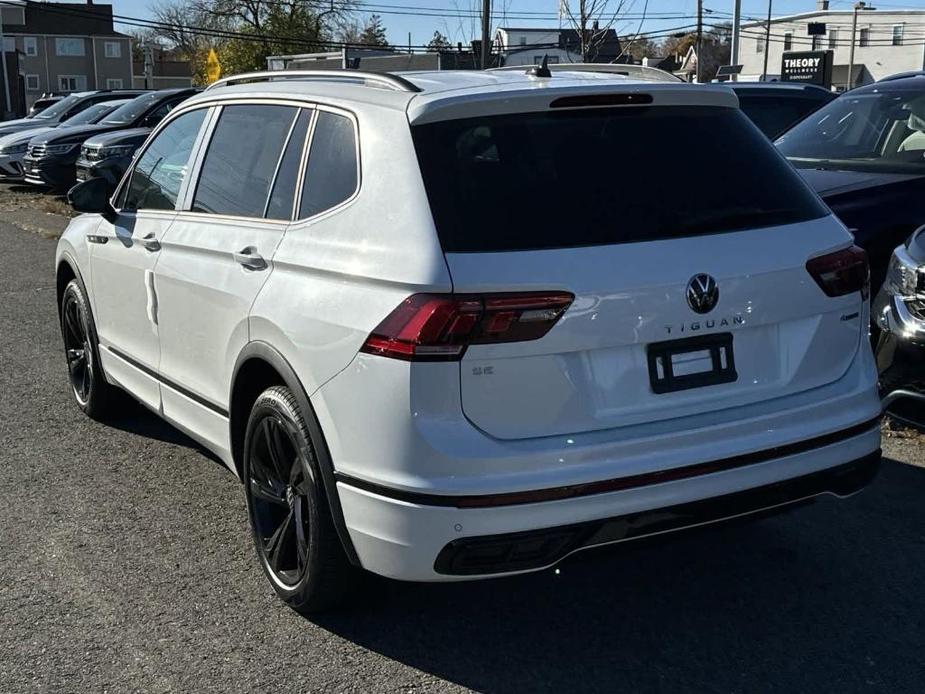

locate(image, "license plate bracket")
(647, 333), (737, 394)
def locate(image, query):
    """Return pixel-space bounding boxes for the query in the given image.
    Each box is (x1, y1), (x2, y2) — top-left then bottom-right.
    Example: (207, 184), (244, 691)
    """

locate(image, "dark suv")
(776, 74), (925, 292)
(728, 82), (836, 139)
(23, 88), (198, 189)
(0, 89), (146, 138)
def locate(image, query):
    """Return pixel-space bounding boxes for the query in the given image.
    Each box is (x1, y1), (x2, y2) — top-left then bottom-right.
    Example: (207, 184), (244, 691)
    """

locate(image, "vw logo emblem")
(686, 274), (719, 314)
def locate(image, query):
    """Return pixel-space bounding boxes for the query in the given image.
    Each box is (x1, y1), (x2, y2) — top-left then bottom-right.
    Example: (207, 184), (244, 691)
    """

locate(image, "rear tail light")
(806, 245), (869, 298)
(361, 292), (574, 362)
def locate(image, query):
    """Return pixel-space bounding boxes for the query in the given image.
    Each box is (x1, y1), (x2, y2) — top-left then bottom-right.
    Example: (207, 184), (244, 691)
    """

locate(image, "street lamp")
(847, 1), (875, 90)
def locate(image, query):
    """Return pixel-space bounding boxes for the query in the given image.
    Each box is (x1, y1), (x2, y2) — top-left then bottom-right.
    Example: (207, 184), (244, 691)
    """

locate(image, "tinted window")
(266, 109), (311, 220)
(736, 94), (829, 139)
(103, 92), (164, 125)
(122, 109), (206, 212)
(299, 111), (358, 219)
(777, 88), (925, 173)
(193, 104), (296, 217)
(33, 94), (81, 120)
(413, 106), (828, 253)
(61, 100), (124, 126)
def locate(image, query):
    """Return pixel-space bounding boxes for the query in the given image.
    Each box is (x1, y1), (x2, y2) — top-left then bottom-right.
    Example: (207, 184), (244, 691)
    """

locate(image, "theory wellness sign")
(781, 50), (834, 88)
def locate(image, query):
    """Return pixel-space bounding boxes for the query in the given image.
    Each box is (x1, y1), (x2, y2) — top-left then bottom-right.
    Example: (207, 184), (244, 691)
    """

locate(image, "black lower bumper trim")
(433, 451), (881, 576)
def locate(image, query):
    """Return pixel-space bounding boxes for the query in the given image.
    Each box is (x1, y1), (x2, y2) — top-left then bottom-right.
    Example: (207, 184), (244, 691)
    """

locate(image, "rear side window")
(122, 108), (207, 212)
(299, 110), (358, 219)
(412, 106), (828, 253)
(193, 104), (296, 218)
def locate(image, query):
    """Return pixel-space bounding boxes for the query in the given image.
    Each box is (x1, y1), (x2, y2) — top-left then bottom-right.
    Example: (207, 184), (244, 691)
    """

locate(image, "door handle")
(233, 246), (267, 271)
(141, 232), (161, 252)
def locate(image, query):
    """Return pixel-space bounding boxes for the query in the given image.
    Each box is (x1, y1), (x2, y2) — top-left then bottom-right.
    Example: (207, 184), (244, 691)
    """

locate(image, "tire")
(59, 277), (120, 420)
(242, 385), (359, 613)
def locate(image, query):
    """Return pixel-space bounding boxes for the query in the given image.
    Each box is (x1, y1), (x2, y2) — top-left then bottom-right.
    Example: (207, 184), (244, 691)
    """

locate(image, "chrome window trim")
(262, 108), (305, 220)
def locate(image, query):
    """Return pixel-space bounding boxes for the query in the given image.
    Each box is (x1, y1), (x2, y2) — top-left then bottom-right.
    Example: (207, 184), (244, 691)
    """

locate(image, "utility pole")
(730, 0), (741, 81)
(480, 0), (491, 69)
(143, 42), (154, 90)
(848, 2), (867, 90)
(0, 1), (10, 117)
(696, 0), (703, 83)
(762, 0), (772, 81)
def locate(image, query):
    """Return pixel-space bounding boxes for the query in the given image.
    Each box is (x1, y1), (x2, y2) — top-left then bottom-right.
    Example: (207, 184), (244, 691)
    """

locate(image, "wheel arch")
(230, 341), (361, 567)
(55, 254), (80, 320)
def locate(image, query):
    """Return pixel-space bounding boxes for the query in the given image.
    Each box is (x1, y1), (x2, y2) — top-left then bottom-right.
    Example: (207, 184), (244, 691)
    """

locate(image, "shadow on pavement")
(314, 458), (925, 693)
(103, 395), (226, 468)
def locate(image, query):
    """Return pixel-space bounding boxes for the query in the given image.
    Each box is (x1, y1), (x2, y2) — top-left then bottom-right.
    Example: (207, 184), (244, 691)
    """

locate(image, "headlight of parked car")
(44, 143), (78, 155)
(884, 246), (922, 299)
(97, 145), (136, 158)
(0, 142), (28, 155)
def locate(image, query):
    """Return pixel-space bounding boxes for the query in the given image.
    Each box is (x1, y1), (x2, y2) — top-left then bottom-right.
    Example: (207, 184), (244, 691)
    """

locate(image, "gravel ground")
(1, 197), (924, 693)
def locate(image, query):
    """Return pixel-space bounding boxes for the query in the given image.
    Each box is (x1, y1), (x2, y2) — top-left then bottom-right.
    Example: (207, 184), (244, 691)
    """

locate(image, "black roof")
(854, 74), (925, 93)
(727, 82), (835, 95)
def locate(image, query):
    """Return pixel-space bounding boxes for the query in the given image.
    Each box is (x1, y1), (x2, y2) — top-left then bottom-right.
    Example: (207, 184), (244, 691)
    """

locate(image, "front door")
(154, 103), (309, 457)
(88, 107), (210, 410)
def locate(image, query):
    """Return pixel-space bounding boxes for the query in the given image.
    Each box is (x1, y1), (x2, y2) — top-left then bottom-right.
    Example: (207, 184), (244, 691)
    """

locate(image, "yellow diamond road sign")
(206, 48), (221, 84)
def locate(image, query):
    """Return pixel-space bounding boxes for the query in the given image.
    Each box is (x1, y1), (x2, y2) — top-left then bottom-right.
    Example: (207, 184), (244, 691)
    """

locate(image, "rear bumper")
(336, 419), (881, 581)
(434, 450), (880, 576)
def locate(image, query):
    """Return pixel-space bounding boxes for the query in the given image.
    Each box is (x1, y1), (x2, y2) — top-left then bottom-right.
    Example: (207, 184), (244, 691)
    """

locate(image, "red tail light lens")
(806, 245), (869, 298)
(361, 292), (575, 361)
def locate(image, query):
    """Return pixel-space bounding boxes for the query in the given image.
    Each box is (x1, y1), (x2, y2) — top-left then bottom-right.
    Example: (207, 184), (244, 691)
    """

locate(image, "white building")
(493, 28), (579, 66)
(738, 3), (925, 89)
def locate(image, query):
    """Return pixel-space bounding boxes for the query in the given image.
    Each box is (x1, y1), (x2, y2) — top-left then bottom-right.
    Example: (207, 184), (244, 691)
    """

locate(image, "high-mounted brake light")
(806, 245), (869, 298)
(361, 292), (575, 362)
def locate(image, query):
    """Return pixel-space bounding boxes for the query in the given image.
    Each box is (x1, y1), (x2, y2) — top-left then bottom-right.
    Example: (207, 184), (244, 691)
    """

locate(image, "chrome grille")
(82, 145), (103, 162)
(28, 143), (47, 158)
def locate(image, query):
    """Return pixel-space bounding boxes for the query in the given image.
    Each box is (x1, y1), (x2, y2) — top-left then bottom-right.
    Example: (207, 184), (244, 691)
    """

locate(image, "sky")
(107, 0), (923, 50)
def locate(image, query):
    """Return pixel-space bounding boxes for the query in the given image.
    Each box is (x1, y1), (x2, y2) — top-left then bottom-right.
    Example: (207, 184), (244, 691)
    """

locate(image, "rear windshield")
(412, 105), (828, 253)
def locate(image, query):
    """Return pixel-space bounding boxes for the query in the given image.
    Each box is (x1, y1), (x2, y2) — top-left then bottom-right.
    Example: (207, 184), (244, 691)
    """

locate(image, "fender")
(231, 340), (361, 567)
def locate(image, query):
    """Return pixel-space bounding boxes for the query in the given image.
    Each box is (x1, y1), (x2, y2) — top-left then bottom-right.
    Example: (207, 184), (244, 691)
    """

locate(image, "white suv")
(57, 69), (882, 612)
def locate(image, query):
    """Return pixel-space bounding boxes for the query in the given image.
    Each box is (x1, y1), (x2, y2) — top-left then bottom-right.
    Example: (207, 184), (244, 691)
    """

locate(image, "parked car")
(0, 89), (146, 138)
(77, 88), (202, 185)
(75, 128), (148, 185)
(0, 99), (131, 181)
(726, 82), (836, 139)
(28, 95), (64, 117)
(776, 73), (925, 292)
(873, 225), (925, 425)
(58, 69), (881, 613)
(23, 88), (197, 189)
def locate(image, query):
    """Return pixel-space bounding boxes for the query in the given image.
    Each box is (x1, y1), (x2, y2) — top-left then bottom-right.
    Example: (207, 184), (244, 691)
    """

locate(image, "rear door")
(153, 102), (310, 449)
(412, 104), (865, 440)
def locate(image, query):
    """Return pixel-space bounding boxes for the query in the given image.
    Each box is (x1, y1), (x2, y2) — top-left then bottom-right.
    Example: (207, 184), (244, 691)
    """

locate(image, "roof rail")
(204, 69), (422, 93)
(877, 70), (925, 83)
(489, 62), (683, 83)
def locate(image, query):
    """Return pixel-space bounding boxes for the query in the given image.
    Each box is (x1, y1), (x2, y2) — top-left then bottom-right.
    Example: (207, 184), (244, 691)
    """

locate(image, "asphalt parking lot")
(2, 202), (925, 693)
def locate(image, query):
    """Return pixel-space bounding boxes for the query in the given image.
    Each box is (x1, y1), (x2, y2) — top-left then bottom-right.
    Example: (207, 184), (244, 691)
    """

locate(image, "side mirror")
(67, 177), (117, 223)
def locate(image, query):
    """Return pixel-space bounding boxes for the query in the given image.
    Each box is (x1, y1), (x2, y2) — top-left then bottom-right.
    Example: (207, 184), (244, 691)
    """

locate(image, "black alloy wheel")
(248, 413), (313, 587)
(243, 386), (357, 613)
(62, 289), (93, 406)
(59, 278), (118, 418)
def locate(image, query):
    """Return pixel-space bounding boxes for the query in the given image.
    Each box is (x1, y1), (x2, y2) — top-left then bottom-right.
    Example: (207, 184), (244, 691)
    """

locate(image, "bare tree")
(560, 0), (634, 62)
